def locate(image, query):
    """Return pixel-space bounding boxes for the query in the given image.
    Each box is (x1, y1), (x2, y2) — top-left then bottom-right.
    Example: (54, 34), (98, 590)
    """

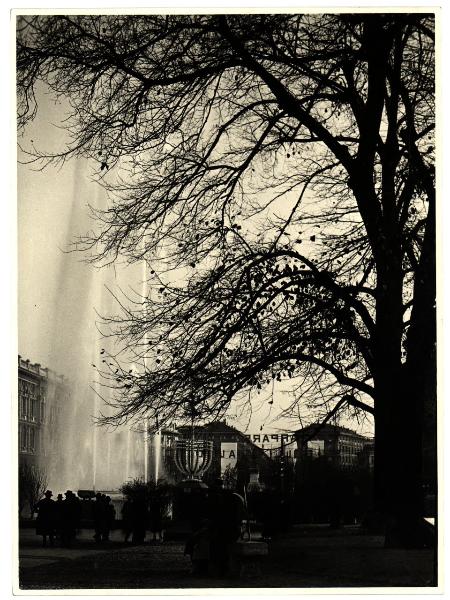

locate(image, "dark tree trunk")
(405, 196), (436, 488)
(372, 202), (436, 548)
(395, 198), (436, 547)
(372, 258), (407, 529)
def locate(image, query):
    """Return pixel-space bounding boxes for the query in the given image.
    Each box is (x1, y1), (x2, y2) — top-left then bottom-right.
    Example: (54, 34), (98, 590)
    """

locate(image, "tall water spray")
(154, 430), (162, 484)
(32, 160), (147, 494)
(142, 245), (164, 485)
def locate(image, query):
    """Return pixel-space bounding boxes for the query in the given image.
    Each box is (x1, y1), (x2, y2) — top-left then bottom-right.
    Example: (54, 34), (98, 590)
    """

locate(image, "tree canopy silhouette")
(17, 13), (436, 545)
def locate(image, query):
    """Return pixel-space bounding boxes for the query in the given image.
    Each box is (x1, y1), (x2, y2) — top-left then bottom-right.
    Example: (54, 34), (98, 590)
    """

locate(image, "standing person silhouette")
(60, 490), (79, 547)
(93, 492), (107, 543)
(207, 479), (244, 576)
(121, 496), (133, 543)
(35, 490), (56, 547)
(54, 493), (64, 543)
(103, 496), (115, 541)
(149, 491), (164, 542)
(131, 491), (148, 544)
(208, 479), (228, 576)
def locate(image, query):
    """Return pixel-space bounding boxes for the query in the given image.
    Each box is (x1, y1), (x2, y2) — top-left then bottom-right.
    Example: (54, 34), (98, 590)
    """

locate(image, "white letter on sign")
(220, 442), (238, 475)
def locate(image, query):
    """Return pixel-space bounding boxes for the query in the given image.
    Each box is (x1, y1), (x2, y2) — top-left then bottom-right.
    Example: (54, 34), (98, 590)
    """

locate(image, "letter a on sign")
(221, 442), (237, 475)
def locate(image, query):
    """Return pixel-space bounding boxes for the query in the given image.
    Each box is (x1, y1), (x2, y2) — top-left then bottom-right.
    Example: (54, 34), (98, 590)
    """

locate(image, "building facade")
(18, 356), (47, 468)
(18, 355), (69, 470)
(294, 423), (374, 469)
(293, 423), (374, 524)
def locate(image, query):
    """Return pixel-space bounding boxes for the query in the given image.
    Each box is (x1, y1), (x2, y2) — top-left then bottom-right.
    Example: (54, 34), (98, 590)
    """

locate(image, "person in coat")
(93, 492), (107, 543)
(60, 490), (80, 547)
(121, 497), (133, 543)
(35, 490), (56, 547)
(102, 496), (116, 541)
(149, 492), (164, 542)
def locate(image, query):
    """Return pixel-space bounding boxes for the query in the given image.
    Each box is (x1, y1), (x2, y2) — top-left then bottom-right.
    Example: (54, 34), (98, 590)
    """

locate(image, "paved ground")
(18, 525), (437, 590)
(18, 527), (131, 568)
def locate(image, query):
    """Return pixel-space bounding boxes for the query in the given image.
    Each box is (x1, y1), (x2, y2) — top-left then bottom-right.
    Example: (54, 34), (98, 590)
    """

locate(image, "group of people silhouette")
(121, 492), (165, 544)
(34, 489), (83, 547)
(34, 479), (265, 578)
(184, 478), (245, 577)
(92, 492), (117, 542)
(34, 489), (164, 547)
(34, 490), (116, 547)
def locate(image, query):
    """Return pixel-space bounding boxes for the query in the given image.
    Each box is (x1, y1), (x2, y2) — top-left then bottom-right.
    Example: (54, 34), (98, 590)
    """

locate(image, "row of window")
(19, 378), (37, 398)
(339, 441), (361, 466)
(339, 442), (363, 453)
(19, 396), (45, 423)
(19, 424), (38, 454)
(19, 378), (46, 422)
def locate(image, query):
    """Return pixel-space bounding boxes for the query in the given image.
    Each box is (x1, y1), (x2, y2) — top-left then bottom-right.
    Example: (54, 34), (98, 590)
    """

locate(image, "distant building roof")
(294, 423), (372, 442)
(18, 355), (67, 384)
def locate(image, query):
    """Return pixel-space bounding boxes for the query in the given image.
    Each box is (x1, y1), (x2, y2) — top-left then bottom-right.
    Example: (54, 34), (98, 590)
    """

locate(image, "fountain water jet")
(154, 430), (162, 484)
(92, 391), (99, 490)
(140, 246), (165, 485)
(34, 161), (148, 495)
(144, 419), (149, 481)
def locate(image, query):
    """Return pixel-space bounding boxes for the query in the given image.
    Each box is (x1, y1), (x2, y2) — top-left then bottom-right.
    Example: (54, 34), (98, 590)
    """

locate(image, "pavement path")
(18, 527), (131, 568)
(17, 525), (437, 590)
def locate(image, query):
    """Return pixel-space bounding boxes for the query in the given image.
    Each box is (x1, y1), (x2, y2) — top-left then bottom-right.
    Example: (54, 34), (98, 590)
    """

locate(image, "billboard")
(220, 442), (237, 475)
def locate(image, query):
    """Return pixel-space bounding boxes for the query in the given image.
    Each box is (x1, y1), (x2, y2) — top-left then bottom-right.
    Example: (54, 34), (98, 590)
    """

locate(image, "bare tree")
(18, 464), (48, 518)
(17, 13), (435, 546)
